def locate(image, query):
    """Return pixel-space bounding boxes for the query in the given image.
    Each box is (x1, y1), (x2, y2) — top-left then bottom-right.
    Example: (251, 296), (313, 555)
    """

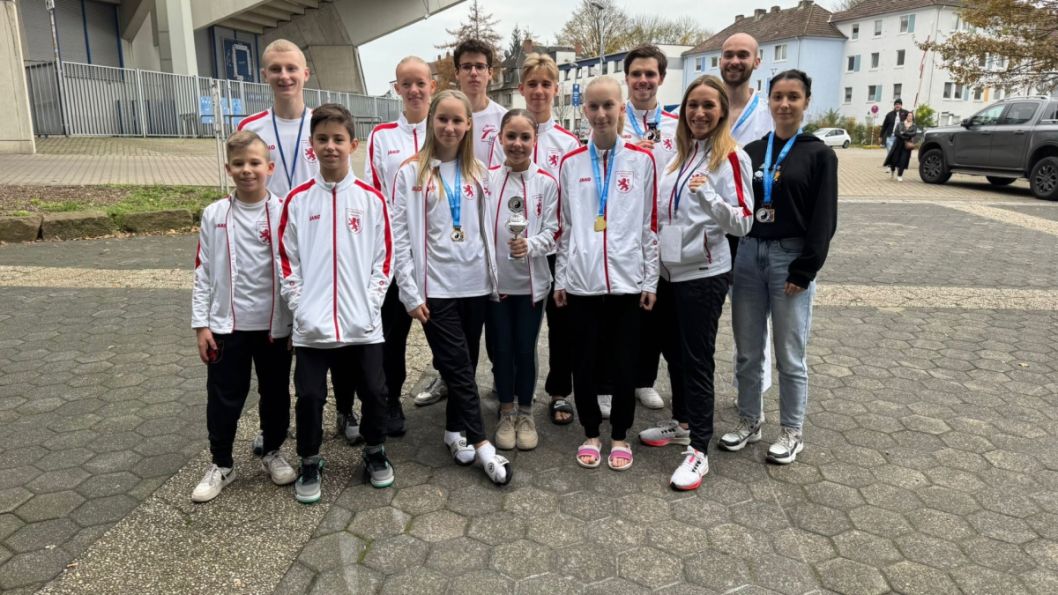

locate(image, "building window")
(774, 44), (788, 61)
(870, 53), (880, 68)
(758, 48), (764, 59)
(943, 82), (967, 99)
(874, 19), (883, 36)
(900, 14), (916, 33)
(847, 55), (861, 72)
(844, 87), (853, 103)
(893, 83), (902, 99)
(851, 23), (859, 39)
(973, 87), (983, 101)
(710, 56), (719, 68)
(694, 56), (704, 71)
(868, 85), (882, 102)
(896, 49), (906, 67)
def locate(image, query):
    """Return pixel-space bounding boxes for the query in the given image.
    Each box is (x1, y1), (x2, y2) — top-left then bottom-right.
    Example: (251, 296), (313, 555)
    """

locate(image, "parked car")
(918, 96), (1058, 200)
(813, 128), (851, 148)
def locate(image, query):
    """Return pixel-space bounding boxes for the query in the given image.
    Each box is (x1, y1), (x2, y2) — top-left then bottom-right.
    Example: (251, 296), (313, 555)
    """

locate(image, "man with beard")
(720, 32), (774, 398)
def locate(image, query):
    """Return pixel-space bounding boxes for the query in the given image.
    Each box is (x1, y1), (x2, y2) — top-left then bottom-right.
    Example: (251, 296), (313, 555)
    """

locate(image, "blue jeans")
(485, 295), (545, 407)
(731, 237), (816, 430)
(885, 135), (895, 152)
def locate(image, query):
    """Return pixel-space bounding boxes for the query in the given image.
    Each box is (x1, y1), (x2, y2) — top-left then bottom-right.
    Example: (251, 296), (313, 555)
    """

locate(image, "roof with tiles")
(683, 1), (844, 56)
(829, 0), (963, 22)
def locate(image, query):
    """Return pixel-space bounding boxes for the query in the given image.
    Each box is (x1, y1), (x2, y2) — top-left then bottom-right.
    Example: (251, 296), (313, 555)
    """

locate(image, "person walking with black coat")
(883, 112), (918, 181)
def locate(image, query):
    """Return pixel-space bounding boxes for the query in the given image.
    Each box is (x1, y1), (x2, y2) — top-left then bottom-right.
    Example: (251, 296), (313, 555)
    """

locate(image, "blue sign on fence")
(571, 83), (581, 107)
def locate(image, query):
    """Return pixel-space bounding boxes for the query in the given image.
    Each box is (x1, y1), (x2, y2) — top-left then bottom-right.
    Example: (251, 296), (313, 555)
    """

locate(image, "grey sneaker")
(261, 451), (297, 485)
(639, 419), (691, 447)
(414, 376), (448, 406)
(767, 426), (804, 465)
(295, 457), (323, 504)
(363, 447), (395, 488)
(251, 432), (264, 457)
(337, 412), (363, 445)
(717, 418), (763, 452)
(494, 411), (517, 450)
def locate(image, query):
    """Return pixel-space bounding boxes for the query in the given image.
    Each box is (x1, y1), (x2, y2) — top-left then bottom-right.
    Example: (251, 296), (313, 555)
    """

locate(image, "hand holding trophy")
(506, 195), (528, 263)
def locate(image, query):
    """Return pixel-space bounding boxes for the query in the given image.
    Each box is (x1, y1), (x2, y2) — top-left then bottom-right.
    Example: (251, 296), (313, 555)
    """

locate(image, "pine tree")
(436, 0), (502, 53)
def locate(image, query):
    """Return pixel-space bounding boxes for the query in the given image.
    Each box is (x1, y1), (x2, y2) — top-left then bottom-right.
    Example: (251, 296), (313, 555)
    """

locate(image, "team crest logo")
(662, 137), (674, 151)
(547, 150), (561, 169)
(463, 183), (475, 199)
(303, 140), (317, 163)
(616, 171), (634, 193)
(257, 221), (271, 245)
(347, 209), (363, 234)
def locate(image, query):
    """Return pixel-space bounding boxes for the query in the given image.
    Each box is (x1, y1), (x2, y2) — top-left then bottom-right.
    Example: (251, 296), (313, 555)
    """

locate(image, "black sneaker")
(295, 457), (323, 504)
(386, 403), (407, 437)
(363, 447), (395, 488)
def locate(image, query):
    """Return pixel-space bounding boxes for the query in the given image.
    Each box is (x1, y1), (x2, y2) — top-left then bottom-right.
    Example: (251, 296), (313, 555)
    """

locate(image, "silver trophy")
(506, 195), (528, 262)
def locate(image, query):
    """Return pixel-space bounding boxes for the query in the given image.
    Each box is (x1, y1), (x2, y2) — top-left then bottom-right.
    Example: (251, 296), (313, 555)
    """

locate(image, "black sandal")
(549, 398), (574, 425)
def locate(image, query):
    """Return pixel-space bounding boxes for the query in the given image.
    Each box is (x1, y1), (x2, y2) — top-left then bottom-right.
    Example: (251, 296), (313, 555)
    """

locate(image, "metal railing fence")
(25, 61), (402, 139)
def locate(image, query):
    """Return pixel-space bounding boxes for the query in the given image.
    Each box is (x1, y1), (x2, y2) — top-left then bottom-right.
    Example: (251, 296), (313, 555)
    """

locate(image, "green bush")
(915, 104), (937, 128)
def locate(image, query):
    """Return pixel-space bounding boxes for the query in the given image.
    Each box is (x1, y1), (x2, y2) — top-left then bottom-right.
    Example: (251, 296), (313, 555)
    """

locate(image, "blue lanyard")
(439, 162), (462, 229)
(762, 130), (801, 207)
(626, 102), (662, 138)
(589, 143), (617, 218)
(731, 93), (759, 136)
(672, 145), (708, 213)
(271, 107), (307, 190)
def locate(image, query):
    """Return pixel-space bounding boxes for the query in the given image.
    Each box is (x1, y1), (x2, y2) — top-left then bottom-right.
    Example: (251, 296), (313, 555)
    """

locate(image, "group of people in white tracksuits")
(189, 32), (838, 505)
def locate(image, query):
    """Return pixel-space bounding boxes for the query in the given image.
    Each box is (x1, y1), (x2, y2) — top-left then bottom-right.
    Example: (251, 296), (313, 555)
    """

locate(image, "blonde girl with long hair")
(635, 74), (755, 490)
(390, 89), (512, 485)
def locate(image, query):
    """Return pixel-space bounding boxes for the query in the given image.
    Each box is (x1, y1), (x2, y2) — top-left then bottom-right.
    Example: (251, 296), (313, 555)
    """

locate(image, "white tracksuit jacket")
(192, 193), (292, 338)
(534, 119), (582, 179)
(658, 142), (755, 282)
(622, 102), (680, 173)
(555, 141), (659, 296)
(277, 172), (392, 347)
(486, 162), (559, 303)
(237, 108), (319, 201)
(473, 99), (507, 168)
(364, 113), (426, 198)
(390, 159), (499, 311)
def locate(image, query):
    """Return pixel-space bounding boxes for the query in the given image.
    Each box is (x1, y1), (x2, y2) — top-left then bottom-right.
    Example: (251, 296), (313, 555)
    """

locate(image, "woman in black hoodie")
(716, 69), (838, 465)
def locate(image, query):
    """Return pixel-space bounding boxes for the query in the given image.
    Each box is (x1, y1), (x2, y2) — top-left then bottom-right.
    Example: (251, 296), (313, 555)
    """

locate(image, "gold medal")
(594, 215), (607, 232)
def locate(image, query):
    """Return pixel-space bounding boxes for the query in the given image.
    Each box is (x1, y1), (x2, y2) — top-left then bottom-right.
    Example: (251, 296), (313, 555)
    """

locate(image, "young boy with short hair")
(277, 104), (395, 504)
(239, 39), (363, 449)
(190, 130), (297, 503)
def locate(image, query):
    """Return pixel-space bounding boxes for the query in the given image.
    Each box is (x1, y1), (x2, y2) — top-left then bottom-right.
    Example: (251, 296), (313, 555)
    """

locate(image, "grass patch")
(104, 185), (222, 217)
(0, 184), (224, 217)
(8, 210), (32, 217)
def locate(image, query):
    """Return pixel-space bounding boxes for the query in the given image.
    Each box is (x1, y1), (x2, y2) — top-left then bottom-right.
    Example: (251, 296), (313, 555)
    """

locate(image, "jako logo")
(309, 214), (321, 221)
(578, 177), (592, 183)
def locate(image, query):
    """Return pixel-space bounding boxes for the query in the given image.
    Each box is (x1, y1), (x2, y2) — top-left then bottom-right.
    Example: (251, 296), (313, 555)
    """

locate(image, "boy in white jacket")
(277, 104), (395, 504)
(190, 130), (297, 503)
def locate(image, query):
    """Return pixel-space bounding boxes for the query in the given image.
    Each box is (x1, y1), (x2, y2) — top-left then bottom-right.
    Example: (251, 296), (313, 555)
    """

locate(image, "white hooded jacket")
(658, 141), (754, 282)
(364, 113), (426, 198)
(555, 141), (659, 296)
(486, 162), (559, 302)
(276, 172), (392, 347)
(390, 158), (499, 311)
(192, 193), (292, 338)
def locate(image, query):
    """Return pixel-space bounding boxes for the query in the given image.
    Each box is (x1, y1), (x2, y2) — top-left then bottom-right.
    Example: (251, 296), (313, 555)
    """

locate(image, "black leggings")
(421, 296), (489, 444)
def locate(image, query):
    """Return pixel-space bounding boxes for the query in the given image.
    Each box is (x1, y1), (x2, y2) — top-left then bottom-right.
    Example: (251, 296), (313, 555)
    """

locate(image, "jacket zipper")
(265, 203), (276, 341)
(602, 152), (611, 293)
(225, 199), (237, 330)
(332, 187), (340, 342)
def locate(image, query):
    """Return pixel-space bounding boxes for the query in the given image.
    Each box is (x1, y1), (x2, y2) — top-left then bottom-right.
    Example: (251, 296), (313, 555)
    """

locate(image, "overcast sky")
(359, 0), (843, 94)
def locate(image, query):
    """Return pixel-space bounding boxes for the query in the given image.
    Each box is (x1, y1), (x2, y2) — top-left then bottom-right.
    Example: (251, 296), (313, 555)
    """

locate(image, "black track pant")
(657, 276), (729, 453)
(295, 344), (387, 458)
(544, 254), (574, 397)
(207, 330), (291, 468)
(568, 293), (640, 441)
(421, 296), (489, 444)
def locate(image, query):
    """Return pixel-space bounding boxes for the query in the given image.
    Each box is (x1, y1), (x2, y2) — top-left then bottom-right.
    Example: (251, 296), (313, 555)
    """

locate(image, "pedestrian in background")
(883, 111), (918, 182)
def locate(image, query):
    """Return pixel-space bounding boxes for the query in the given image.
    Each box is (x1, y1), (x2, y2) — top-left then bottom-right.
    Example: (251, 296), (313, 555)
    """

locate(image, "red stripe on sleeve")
(728, 152), (752, 217)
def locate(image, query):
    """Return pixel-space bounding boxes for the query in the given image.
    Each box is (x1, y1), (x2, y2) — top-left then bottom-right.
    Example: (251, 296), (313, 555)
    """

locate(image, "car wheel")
(1029, 156), (1058, 201)
(918, 148), (951, 184)
(842, 140), (850, 149)
(986, 176), (1017, 186)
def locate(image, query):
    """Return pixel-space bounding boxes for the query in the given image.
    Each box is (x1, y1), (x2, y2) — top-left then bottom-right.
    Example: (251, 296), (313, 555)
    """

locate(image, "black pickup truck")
(917, 96), (1058, 200)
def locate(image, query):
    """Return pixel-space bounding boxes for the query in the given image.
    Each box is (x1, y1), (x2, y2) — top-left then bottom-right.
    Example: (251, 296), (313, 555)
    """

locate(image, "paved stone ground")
(0, 150), (1057, 593)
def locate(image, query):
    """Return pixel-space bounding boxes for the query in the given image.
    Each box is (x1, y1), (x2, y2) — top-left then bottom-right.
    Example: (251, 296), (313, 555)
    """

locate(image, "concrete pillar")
(262, 3), (364, 93)
(157, 0), (198, 75)
(0, 0), (35, 154)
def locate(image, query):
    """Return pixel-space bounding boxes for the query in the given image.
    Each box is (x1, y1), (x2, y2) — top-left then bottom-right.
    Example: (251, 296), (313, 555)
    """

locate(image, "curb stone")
(0, 215), (43, 242)
(41, 212), (116, 241)
(116, 209), (193, 233)
(1, 208), (204, 243)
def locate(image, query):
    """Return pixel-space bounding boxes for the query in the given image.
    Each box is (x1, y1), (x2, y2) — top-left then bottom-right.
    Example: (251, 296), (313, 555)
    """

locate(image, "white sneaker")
(639, 419), (691, 447)
(414, 377), (448, 406)
(261, 451), (297, 485)
(635, 387), (664, 409)
(670, 447), (709, 491)
(717, 417), (763, 452)
(897, 176), (904, 182)
(598, 394), (612, 419)
(191, 464), (235, 503)
(767, 426), (804, 465)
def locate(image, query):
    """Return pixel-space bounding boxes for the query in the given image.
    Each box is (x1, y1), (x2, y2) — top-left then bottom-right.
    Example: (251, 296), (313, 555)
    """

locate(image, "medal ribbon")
(271, 107), (308, 190)
(762, 129), (801, 207)
(626, 102), (662, 139)
(672, 143), (709, 214)
(731, 93), (760, 136)
(439, 161), (462, 229)
(589, 143), (618, 220)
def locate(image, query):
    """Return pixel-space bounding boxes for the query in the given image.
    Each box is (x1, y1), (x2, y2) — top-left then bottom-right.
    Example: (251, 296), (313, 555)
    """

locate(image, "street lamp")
(589, 1), (605, 75)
